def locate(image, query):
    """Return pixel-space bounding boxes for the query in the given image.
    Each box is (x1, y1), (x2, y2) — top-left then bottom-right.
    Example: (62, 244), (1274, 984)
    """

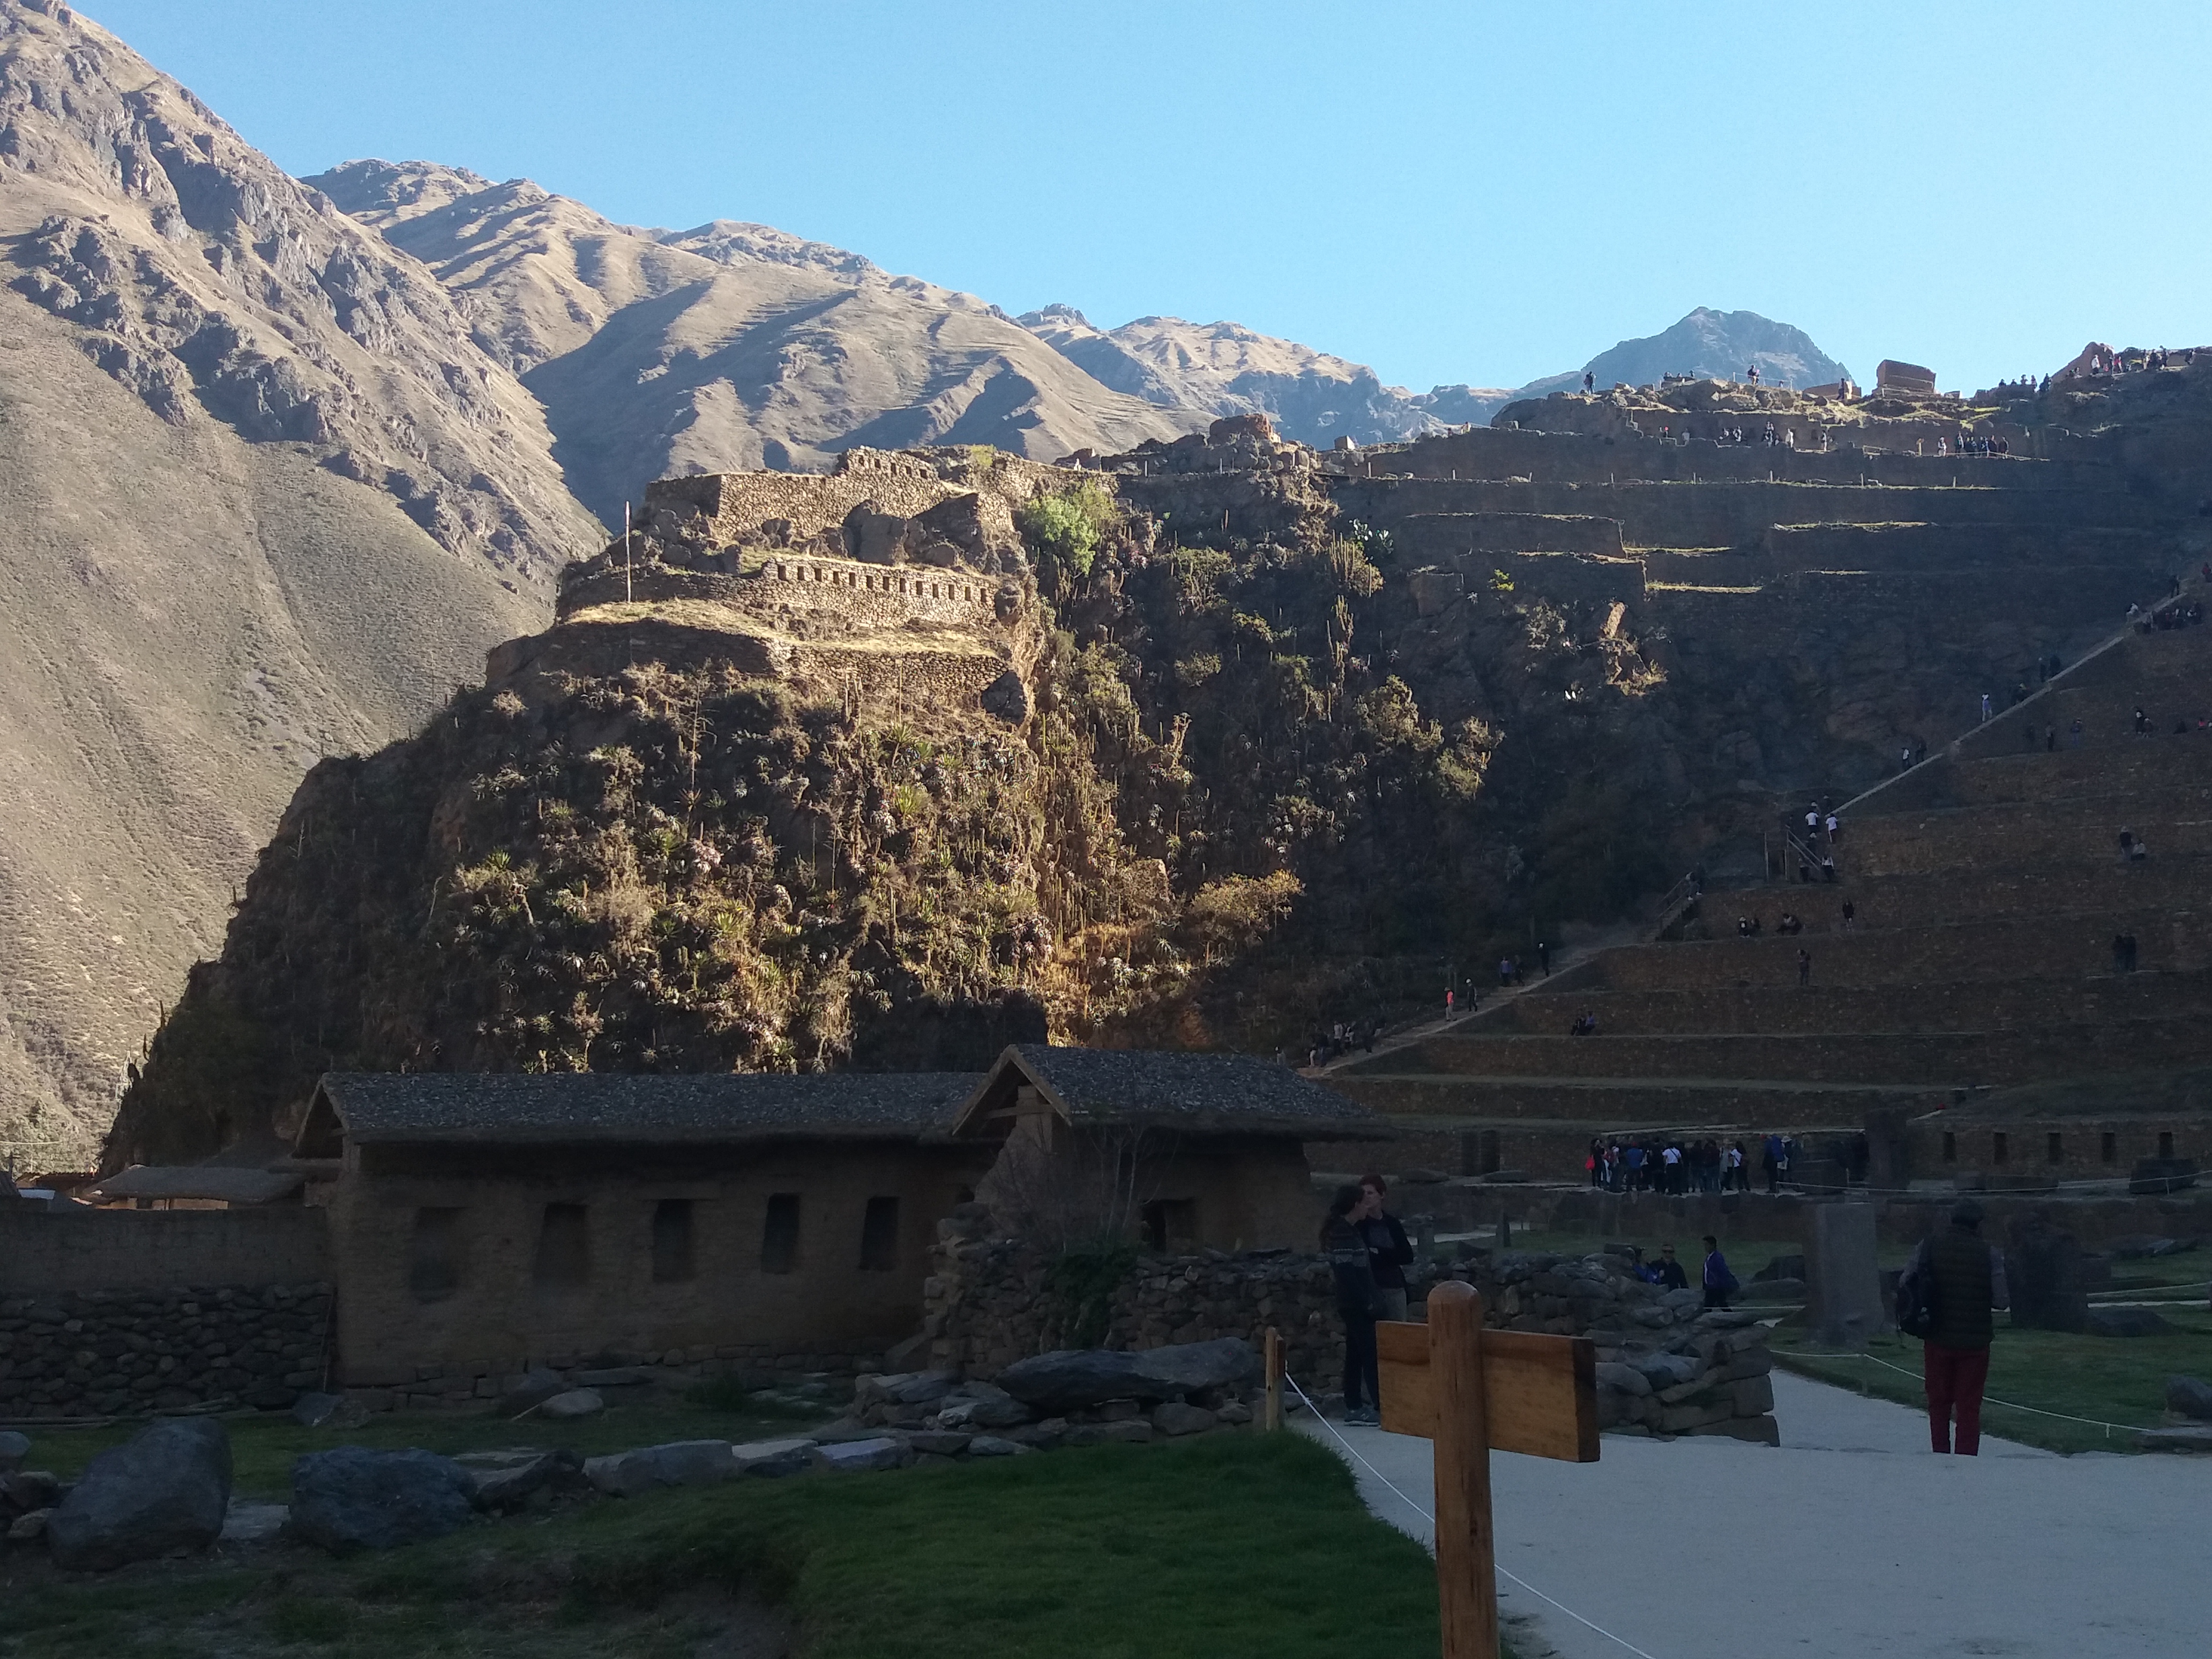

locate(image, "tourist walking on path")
(1322, 1185), (1383, 1425)
(1356, 1175), (1415, 1322)
(1702, 1235), (1739, 1308)
(1909, 1200), (2011, 1454)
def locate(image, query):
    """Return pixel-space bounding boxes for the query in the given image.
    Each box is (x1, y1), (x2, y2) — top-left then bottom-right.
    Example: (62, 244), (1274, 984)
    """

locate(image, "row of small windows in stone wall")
(1940, 1128), (2181, 1167)
(406, 1193), (903, 1303)
(765, 561), (990, 606)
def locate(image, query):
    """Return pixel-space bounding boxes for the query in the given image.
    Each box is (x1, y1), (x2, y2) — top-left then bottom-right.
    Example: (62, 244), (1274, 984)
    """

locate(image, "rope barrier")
(1283, 1370), (1666, 1659)
(1777, 1348), (2143, 1437)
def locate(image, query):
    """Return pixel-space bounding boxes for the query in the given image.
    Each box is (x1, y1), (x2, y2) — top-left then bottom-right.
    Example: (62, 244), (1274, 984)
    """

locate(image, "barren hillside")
(307, 160), (1206, 525)
(1017, 305), (1515, 444)
(0, 1), (590, 1165)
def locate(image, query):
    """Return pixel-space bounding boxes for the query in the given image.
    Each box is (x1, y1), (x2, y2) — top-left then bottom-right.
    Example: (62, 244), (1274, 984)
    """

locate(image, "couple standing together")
(1320, 1175), (1414, 1425)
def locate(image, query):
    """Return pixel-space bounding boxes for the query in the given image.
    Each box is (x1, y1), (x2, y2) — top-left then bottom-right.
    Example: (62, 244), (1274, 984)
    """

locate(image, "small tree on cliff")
(1017, 482), (1119, 591)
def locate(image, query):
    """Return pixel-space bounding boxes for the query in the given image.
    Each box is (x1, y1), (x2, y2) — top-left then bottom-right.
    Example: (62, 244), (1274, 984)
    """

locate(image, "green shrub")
(1017, 483), (1119, 580)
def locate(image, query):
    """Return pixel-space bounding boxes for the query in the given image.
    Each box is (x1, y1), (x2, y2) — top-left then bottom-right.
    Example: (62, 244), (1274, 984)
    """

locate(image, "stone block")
(538, 1388), (604, 1419)
(732, 1439), (814, 1478)
(907, 1430), (972, 1457)
(2137, 1425), (2212, 1453)
(2084, 1307), (2174, 1339)
(48, 1417), (231, 1571)
(1731, 1374), (1775, 1415)
(966, 1435), (1023, 1457)
(1806, 1202), (1885, 1348)
(0, 1431), (28, 1473)
(2164, 1374), (2212, 1420)
(812, 1437), (909, 1473)
(1657, 1399), (1736, 1434)
(290, 1448), (473, 1555)
(2006, 1219), (2089, 1333)
(1151, 1402), (1216, 1437)
(1066, 1421), (1154, 1447)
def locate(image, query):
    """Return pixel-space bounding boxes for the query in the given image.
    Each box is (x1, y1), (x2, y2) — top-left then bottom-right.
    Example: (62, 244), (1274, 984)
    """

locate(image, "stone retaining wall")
(0, 1283), (332, 1419)
(922, 1222), (1776, 1440)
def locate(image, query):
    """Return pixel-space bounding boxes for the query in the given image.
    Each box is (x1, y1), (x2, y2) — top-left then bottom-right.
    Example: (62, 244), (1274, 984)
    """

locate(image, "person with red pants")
(1915, 1200), (2010, 1454)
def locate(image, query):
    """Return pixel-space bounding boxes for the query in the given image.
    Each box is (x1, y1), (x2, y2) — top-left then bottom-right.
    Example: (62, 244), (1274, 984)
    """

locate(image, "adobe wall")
(326, 1140), (991, 1391)
(0, 1282), (333, 1419)
(0, 1207), (330, 1291)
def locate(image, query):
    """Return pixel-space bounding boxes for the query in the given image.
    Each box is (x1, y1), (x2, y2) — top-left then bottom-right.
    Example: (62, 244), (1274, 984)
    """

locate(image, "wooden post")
(1429, 1282), (1498, 1659)
(1262, 1326), (1283, 1432)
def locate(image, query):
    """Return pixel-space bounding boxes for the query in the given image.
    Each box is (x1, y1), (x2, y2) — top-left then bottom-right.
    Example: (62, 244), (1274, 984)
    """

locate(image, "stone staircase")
(1327, 622), (2212, 1181)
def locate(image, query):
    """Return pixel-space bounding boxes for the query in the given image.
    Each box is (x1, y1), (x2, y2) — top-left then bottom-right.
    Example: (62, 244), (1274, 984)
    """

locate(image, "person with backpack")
(1899, 1200), (2011, 1454)
(1701, 1235), (1739, 1308)
(1321, 1184), (1384, 1425)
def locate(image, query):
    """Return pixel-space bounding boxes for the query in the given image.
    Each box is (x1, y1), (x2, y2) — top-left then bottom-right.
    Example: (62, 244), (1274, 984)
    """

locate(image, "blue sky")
(83, 2), (2212, 392)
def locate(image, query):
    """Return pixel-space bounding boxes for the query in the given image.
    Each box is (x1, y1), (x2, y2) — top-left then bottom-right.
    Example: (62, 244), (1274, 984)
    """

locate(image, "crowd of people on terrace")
(1586, 1135), (1761, 1193)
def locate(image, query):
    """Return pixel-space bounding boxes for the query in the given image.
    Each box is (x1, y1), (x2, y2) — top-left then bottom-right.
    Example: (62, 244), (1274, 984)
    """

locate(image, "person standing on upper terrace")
(1981, 692), (1993, 722)
(1583, 372), (1595, 394)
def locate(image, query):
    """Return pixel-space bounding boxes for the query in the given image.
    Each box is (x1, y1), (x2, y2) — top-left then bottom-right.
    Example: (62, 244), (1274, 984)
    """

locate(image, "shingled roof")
(952, 1045), (1387, 1141)
(302, 1071), (982, 1150)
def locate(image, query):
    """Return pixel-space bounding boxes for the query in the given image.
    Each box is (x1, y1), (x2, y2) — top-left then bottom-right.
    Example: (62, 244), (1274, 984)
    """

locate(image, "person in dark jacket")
(1701, 1234), (1738, 1308)
(1916, 1200), (2011, 1454)
(1321, 1184), (1382, 1425)
(1651, 1242), (1689, 1291)
(1357, 1174), (1416, 1321)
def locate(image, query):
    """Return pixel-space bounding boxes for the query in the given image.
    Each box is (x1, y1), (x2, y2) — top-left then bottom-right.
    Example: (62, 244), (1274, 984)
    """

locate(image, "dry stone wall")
(922, 1225), (1776, 1441)
(0, 1283), (332, 1419)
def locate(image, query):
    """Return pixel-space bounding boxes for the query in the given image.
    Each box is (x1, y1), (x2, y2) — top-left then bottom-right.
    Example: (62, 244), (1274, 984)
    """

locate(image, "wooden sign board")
(1376, 1319), (1600, 1463)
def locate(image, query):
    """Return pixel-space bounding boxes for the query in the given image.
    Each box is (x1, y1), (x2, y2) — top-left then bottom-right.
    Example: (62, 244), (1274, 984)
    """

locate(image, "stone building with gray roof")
(292, 1050), (1381, 1396)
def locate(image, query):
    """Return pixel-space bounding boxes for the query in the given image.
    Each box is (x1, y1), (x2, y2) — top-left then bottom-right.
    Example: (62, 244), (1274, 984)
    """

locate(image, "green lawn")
(1771, 1305), (2212, 1454)
(0, 1432), (1444, 1659)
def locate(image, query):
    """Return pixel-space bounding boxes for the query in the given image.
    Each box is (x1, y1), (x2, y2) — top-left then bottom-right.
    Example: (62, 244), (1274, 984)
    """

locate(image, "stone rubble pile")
(1474, 1251), (1778, 1443)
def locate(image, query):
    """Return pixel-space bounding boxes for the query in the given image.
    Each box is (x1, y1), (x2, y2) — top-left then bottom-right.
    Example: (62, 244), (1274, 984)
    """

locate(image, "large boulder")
(581, 1441), (733, 1497)
(2166, 1374), (2212, 1420)
(47, 1417), (232, 1571)
(996, 1339), (1257, 1414)
(291, 1447), (475, 1554)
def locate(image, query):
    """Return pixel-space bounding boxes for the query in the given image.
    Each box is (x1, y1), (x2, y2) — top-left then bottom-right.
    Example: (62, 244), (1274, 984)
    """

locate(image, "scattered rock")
(2, 1469), (59, 1511)
(731, 1439), (814, 1478)
(1066, 1421), (1154, 1447)
(1595, 1362), (1652, 1398)
(2165, 1374), (2212, 1421)
(455, 1449), (579, 1510)
(2136, 1425), (2212, 1453)
(497, 1367), (566, 1415)
(1151, 1402), (1216, 1437)
(219, 1500), (291, 1544)
(965, 1435), (1022, 1458)
(0, 1431), (29, 1474)
(538, 1388), (605, 1419)
(8, 1508), (51, 1542)
(48, 1417), (232, 1572)
(583, 1441), (734, 1497)
(933, 1381), (1030, 1431)
(812, 1437), (909, 1473)
(2084, 1307), (2174, 1338)
(997, 1339), (1257, 1414)
(290, 1447), (475, 1554)
(290, 1392), (344, 1428)
(1213, 1401), (1253, 1426)
(907, 1430), (972, 1456)
(810, 1419), (880, 1444)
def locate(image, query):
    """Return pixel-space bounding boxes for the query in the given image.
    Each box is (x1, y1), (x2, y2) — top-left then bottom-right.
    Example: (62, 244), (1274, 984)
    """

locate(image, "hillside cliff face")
(0, 0), (592, 1166)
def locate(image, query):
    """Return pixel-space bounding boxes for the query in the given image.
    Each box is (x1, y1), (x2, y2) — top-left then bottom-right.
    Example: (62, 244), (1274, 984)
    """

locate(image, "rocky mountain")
(0, 0), (604, 1167)
(1517, 307), (1849, 400)
(1015, 305), (1515, 445)
(306, 162), (1203, 526)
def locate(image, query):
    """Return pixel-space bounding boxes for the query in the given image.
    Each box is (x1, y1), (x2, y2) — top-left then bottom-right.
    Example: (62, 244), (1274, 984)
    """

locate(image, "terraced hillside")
(1327, 615), (2212, 1180)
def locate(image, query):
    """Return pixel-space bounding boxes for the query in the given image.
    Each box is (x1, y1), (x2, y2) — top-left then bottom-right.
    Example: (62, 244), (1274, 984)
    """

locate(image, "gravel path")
(1300, 1370), (2204, 1658)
